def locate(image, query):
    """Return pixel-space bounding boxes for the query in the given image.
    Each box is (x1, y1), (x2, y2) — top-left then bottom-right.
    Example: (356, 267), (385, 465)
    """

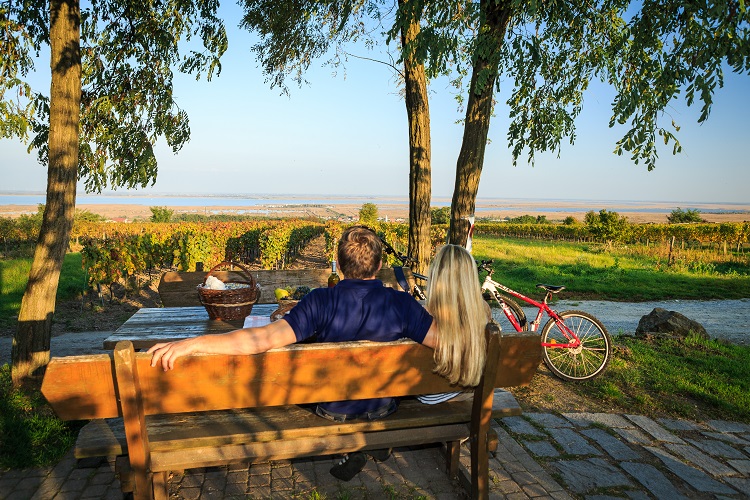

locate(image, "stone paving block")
(551, 428), (601, 456)
(11, 488), (41, 500)
(528, 467), (568, 494)
(562, 412), (634, 428)
(645, 446), (737, 495)
(587, 496), (635, 500)
(550, 490), (575, 500)
(551, 457), (633, 494)
(727, 459), (750, 475)
(491, 478), (524, 495)
(271, 465), (293, 479)
(226, 470), (249, 484)
(624, 491), (651, 500)
(176, 486), (202, 500)
(179, 472), (205, 488)
(725, 476), (750, 494)
(79, 482), (111, 499)
(248, 473), (270, 488)
(202, 474), (227, 493)
(658, 418), (706, 431)
(706, 420), (750, 433)
(523, 439), (560, 457)
(68, 468), (93, 481)
(249, 461), (272, 475)
(272, 476), (294, 491)
(620, 461), (687, 500)
(701, 431), (750, 445)
(60, 479), (88, 495)
(88, 470), (116, 485)
(501, 415), (546, 437)
(685, 438), (748, 459)
(526, 412), (574, 428)
(664, 443), (737, 476)
(614, 427), (653, 445)
(520, 480), (551, 497)
(626, 414), (685, 443)
(582, 428), (640, 460)
(246, 484), (271, 498)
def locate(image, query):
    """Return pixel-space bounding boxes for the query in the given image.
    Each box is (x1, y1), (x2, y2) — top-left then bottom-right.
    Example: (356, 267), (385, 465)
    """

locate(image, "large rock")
(635, 307), (708, 340)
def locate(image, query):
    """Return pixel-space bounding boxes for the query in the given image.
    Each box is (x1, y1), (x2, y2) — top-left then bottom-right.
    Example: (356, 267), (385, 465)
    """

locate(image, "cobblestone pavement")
(1, 412), (748, 499)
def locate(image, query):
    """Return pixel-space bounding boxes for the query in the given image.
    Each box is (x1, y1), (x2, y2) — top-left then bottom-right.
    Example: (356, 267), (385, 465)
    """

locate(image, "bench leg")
(152, 471), (168, 500)
(446, 440), (461, 479)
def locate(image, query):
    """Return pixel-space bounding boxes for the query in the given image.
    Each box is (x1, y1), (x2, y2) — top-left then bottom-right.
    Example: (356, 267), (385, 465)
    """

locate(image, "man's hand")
(148, 337), (200, 371)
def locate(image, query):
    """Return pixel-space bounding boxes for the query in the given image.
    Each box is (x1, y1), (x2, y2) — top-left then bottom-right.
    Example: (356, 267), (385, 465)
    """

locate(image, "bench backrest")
(42, 326), (540, 421)
(158, 268), (415, 306)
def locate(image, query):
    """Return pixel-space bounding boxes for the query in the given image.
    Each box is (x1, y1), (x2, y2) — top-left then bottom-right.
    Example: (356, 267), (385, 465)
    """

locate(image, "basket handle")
(203, 261), (257, 288)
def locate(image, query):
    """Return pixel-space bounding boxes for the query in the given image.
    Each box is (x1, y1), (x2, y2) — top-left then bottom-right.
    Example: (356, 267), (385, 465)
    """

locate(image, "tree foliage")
(431, 206), (450, 224)
(149, 206), (174, 223)
(668, 207), (704, 224)
(359, 202), (379, 224)
(2, 0), (227, 192)
(585, 209), (630, 247)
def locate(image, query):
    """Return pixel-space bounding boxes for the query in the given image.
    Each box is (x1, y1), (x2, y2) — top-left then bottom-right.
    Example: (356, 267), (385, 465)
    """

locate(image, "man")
(149, 225), (436, 480)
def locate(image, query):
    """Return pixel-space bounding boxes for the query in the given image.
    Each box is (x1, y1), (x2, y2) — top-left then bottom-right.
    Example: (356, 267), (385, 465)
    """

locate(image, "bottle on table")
(328, 260), (340, 287)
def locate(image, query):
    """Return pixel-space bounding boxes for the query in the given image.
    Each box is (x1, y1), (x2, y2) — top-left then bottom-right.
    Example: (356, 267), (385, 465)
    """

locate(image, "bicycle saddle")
(536, 284), (566, 293)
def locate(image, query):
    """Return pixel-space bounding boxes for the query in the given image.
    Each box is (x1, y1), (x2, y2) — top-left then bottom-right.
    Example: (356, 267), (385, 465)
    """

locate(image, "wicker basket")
(197, 261), (260, 320)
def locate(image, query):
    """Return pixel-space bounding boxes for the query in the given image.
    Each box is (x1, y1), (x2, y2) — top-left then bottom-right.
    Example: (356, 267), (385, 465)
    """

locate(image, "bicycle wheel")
(487, 293), (528, 332)
(541, 310), (611, 382)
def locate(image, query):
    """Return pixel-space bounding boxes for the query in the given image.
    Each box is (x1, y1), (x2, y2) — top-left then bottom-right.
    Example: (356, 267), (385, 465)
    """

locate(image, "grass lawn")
(472, 236), (750, 301)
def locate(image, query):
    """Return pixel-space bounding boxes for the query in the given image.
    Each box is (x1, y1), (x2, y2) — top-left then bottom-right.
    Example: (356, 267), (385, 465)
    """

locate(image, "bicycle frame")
(378, 236), (427, 300)
(481, 273), (582, 349)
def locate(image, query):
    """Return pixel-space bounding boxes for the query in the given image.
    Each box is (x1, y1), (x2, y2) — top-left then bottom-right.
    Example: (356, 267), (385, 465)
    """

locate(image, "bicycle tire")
(487, 293), (528, 332)
(541, 310), (611, 382)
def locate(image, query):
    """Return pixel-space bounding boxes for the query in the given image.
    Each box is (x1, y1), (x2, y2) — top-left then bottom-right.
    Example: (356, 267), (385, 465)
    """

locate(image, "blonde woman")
(418, 244), (491, 404)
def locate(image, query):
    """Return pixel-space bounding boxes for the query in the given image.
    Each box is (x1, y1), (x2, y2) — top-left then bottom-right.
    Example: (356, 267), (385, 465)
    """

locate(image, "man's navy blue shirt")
(284, 278), (433, 417)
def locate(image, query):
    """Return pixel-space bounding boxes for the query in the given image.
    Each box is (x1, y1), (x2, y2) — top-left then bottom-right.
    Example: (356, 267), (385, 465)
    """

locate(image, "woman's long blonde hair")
(425, 244), (489, 387)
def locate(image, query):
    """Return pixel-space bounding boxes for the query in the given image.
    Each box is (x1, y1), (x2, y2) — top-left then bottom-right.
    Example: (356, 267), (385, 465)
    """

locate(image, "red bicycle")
(479, 259), (612, 381)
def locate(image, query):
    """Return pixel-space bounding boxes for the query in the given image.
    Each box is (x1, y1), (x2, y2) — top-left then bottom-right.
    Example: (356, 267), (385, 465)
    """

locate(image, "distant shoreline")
(1, 193), (748, 224)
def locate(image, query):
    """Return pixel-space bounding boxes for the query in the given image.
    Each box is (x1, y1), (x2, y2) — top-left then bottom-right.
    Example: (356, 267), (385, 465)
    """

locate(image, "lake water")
(3, 193), (745, 214)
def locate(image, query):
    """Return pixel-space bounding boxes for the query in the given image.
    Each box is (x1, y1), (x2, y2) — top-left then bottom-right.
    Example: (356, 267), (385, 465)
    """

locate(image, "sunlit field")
(472, 236), (750, 301)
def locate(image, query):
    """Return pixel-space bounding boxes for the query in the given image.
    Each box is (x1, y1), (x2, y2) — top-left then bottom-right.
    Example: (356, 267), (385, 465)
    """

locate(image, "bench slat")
(73, 392), (521, 458)
(45, 336), (538, 421)
(151, 424), (470, 471)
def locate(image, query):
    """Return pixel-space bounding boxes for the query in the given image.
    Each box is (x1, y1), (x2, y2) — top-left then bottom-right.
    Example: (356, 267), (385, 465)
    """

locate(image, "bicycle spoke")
(542, 311), (612, 382)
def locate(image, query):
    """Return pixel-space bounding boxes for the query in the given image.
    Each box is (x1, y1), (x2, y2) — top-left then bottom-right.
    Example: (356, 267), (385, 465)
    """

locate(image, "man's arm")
(148, 319), (297, 371)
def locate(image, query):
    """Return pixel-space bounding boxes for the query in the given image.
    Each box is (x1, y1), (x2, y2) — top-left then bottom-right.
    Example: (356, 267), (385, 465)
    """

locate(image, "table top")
(103, 305), (277, 350)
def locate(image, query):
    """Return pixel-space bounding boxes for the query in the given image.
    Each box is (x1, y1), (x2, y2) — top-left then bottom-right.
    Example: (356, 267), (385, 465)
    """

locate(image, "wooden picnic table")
(103, 305), (277, 350)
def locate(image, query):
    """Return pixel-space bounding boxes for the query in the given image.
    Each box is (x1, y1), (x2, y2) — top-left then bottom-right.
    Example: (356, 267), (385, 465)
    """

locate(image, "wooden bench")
(42, 324), (540, 499)
(158, 267), (416, 306)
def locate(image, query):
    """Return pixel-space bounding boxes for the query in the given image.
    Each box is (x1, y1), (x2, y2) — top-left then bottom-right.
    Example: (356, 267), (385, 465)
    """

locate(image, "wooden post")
(470, 323), (502, 500)
(114, 341), (156, 500)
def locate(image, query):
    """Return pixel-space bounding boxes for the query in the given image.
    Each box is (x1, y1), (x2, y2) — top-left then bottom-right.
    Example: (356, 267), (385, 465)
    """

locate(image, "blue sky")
(2, 7), (749, 204)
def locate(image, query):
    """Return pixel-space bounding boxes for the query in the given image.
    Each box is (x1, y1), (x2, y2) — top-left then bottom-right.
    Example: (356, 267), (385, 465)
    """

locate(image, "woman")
(419, 243), (491, 404)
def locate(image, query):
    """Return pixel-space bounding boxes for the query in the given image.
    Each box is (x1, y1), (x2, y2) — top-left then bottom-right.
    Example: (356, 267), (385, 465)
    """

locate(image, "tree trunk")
(12, 0), (81, 386)
(400, 0), (432, 275)
(448, 0), (512, 246)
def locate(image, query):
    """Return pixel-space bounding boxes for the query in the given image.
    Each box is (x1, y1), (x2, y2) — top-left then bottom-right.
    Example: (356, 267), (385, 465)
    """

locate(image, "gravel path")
(507, 298), (750, 346)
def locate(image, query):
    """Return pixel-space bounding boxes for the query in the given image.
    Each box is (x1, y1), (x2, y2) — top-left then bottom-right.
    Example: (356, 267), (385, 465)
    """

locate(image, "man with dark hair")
(149, 225), (437, 480)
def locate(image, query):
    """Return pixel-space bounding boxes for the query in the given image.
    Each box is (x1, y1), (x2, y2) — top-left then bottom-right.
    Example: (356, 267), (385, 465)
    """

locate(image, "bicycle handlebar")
(379, 236), (417, 268)
(478, 259), (494, 274)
